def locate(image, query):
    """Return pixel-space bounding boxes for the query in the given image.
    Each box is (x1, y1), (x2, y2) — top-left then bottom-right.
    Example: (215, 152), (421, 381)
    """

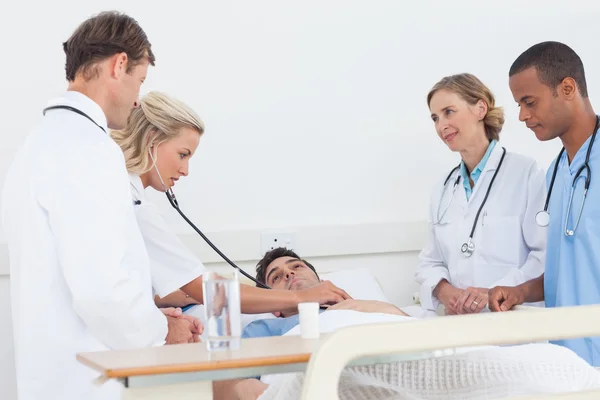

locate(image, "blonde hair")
(110, 91), (205, 174)
(427, 73), (505, 142)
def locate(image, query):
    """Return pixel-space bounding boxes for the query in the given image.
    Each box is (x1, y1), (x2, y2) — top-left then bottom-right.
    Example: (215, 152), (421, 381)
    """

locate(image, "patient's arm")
(180, 276), (352, 314)
(326, 299), (408, 316)
(213, 378), (268, 400)
(154, 290), (200, 308)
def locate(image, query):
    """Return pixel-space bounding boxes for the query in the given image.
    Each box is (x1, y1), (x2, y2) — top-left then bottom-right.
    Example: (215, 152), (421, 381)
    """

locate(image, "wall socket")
(260, 231), (296, 255)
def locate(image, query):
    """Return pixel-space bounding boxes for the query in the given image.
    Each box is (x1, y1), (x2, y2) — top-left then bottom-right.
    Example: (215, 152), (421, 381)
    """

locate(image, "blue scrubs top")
(544, 128), (600, 366)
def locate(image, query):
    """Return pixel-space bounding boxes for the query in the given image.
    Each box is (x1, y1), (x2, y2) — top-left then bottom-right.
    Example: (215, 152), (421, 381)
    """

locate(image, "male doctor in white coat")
(2, 11), (200, 400)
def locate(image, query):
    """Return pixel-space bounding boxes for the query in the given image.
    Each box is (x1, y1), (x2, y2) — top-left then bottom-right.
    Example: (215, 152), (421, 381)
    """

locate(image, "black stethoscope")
(43, 105), (270, 289)
(43, 105), (107, 133)
(142, 152), (271, 289)
(535, 115), (599, 236)
(436, 147), (507, 258)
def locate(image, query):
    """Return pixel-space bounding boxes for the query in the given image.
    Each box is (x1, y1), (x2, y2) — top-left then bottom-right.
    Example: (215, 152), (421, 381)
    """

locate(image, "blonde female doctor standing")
(110, 92), (351, 315)
(415, 73), (547, 315)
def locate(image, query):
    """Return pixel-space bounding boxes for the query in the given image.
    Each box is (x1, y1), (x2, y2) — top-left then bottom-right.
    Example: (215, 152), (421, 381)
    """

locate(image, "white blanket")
(258, 310), (600, 399)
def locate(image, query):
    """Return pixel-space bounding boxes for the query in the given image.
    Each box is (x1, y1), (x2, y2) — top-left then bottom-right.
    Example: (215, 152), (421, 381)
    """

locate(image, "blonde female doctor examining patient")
(415, 73), (547, 316)
(110, 91), (351, 315)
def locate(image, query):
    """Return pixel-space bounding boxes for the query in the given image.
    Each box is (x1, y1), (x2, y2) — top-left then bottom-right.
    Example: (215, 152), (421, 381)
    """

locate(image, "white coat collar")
(460, 143), (506, 206)
(478, 142), (505, 174)
(129, 173), (146, 203)
(45, 90), (109, 133)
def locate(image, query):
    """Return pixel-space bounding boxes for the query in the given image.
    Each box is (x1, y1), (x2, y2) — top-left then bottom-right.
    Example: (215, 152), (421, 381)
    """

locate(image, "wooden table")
(77, 333), (443, 399)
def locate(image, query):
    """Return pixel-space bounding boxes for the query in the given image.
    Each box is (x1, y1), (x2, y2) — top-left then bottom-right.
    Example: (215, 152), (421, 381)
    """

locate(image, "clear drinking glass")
(202, 270), (242, 351)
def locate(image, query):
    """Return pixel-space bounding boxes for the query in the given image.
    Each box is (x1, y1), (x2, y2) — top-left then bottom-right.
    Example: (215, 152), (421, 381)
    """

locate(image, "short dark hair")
(255, 247), (319, 287)
(63, 11), (155, 81)
(509, 41), (588, 98)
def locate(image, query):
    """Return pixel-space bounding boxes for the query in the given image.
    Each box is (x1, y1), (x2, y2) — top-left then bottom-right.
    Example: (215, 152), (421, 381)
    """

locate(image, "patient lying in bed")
(213, 247), (410, 399)
(243, 247), (407, 337)
(214, 248), (600, 400)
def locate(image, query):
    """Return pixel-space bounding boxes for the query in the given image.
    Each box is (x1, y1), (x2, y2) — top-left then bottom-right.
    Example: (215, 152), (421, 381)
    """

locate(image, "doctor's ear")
(111, 52), (129, 78)
(148, 148), (156, 162)
(476, 100), (488, 121)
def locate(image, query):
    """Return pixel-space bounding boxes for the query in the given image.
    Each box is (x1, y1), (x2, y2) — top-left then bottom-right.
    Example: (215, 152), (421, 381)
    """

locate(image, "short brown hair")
(63, 11), (155, 81)
(427, 73), (505, 142)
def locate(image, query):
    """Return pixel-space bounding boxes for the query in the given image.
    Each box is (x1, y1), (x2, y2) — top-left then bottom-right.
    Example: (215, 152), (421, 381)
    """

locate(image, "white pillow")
(320, 268), (390, 303)
(183, 267), (390, 330)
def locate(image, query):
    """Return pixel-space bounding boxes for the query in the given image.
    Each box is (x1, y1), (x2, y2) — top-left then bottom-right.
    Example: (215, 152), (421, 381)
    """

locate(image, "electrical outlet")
(260, 231), (296, 255)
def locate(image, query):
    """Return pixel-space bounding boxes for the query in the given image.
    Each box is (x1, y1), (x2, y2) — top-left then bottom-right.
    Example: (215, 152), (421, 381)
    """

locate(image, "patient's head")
(256, 247), (320, 290)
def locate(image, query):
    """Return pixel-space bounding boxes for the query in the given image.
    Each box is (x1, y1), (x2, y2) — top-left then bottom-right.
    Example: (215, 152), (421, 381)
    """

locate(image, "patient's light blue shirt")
(242, 315), (301, 338)
(459, 140), (497, 200)
(242, 310), (325, 339)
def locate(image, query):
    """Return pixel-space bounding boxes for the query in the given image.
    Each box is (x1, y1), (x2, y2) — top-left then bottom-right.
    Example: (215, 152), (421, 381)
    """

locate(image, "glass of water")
(202, 270), (242, 351)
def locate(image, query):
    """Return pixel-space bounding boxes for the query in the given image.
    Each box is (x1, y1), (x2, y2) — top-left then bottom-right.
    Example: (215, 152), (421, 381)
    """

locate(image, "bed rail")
(301, 304), (600, 399)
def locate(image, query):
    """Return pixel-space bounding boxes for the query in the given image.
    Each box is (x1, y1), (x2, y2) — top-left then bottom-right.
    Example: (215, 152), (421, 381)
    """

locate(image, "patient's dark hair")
(509, 41), (588, 98)
(255, 247), (319, 286)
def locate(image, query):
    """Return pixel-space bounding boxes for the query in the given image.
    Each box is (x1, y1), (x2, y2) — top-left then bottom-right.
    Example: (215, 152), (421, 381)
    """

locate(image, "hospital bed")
(77, 269), (600, 399)
(77, 304), (600, 399)
(298, 304), (600, 399)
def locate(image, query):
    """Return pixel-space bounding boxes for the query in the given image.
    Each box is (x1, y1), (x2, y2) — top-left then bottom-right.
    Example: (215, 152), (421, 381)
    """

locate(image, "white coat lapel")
(466, 144), (504, 205)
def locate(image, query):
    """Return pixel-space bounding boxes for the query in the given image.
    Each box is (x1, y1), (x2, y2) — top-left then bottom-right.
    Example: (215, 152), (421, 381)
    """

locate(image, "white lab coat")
(415, 145), (547, 311)
(2, 91), (168, 400)
(129, 174), (206, 298)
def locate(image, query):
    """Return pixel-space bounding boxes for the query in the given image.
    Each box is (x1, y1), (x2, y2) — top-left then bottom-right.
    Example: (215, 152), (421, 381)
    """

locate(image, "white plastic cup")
(298, 302), (320, 339)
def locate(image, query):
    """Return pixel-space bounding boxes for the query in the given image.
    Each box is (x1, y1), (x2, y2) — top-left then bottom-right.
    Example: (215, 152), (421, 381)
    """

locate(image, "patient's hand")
(296, 280), (352, 308)
(326, 299), (407, 316)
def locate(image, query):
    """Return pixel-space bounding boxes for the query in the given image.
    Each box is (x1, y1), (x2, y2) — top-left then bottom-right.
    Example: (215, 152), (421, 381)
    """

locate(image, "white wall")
(7, 0), (600, 238)
(2, 1), (600, 399)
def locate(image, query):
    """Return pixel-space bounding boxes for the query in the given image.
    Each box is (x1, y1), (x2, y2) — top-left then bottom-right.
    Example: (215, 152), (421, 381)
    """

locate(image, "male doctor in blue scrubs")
(489, 41), (600, 366)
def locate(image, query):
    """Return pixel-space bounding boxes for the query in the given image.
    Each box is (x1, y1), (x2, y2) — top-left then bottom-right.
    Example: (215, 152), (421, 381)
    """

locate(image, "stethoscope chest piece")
(535, 210), (550, 227)
(461, 239), (475, 258)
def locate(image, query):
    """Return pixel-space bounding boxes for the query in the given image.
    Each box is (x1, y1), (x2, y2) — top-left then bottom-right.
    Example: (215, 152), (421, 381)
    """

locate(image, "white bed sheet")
(257, 310), (600, 400)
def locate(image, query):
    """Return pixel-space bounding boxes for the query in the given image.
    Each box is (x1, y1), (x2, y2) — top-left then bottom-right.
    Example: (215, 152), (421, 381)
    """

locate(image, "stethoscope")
(43, 105), (271, 289)
(43, 105), (107, 133)
(434, 166), (462, 225)
(145, 150), (270, 289)
(435, 147), (507, 258)
(535, 115), (599, 236)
